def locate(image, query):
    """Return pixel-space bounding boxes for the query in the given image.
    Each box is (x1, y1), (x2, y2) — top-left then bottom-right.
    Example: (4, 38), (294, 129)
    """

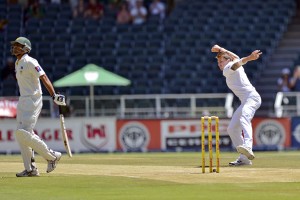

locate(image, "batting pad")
(16, 142), (33, 171)
(15, 129), (56, 161)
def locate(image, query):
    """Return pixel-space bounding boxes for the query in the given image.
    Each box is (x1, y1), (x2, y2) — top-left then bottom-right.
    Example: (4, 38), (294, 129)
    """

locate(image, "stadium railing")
(40, 93), (234, 119)
(274, 92), (300, 117)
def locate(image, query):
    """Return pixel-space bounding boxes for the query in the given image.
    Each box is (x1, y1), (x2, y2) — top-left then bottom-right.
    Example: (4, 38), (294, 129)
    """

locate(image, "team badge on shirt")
(35, 66), (41, 72)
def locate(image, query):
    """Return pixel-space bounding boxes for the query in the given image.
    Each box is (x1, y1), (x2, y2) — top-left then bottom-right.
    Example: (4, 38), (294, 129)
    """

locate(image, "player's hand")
(211, 44), (222, 53)
(53, 94), (66, 106)
(249, 50), (262, 61)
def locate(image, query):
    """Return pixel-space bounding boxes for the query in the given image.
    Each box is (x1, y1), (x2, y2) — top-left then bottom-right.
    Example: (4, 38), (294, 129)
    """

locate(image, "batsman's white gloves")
(52, 93), (66, 106)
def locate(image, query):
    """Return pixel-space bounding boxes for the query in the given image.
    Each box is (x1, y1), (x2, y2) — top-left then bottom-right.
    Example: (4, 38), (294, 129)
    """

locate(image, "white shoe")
(229, 158), (252, 166)
(16, 168), (40, 177)
(236, 145), (255, 160)
(47, 151), (62, 173)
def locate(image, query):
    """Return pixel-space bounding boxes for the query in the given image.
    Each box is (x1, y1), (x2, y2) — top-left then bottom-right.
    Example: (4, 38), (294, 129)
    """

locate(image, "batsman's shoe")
(47, 151), (62, 173)
(16, 168), (40, 177)
(229, 158), (252, 166)
(236, 145), (255, 160)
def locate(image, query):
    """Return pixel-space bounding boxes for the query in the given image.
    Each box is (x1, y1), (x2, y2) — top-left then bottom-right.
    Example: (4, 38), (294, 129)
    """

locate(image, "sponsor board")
(116, 120), (161, 151)
(161, 119), (232, 151)
(291, 117), (300, 148)
(79, 118), (116, 152)
(1, 117), (293, 153)
(0, 98), (18, 118)
(253, 118), (291, 148)
(0, 117), (116, 153)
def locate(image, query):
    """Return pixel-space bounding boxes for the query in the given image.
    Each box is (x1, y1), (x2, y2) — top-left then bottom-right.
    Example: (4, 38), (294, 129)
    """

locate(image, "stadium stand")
(0, 0), (298, 117)
(256, 10), (300, 116)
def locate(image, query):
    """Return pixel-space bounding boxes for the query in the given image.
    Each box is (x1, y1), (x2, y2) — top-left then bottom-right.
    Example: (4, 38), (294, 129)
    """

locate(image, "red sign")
(0, 128), (73, 142)
(0, 98), (18, 118)
(253, 117), (291, 148)
(117, 120), (161, 151)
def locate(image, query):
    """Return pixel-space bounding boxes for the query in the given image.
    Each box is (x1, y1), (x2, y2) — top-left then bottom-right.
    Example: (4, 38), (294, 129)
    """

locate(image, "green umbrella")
(53, 64), (131, 116)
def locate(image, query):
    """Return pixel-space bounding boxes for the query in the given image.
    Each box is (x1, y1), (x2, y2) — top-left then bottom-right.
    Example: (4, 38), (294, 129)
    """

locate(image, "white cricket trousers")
(15, 94), (56, 171)
(227, 92), (261, 149)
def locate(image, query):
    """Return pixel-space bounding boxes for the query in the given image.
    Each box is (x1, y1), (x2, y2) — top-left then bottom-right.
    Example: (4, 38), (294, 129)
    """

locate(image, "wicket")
(201, 116), (220, 173)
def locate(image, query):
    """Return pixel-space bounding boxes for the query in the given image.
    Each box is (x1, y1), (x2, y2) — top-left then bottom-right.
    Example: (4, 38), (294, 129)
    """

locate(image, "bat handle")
(58, 105), (63, 115)
(57, 91), (63, 115)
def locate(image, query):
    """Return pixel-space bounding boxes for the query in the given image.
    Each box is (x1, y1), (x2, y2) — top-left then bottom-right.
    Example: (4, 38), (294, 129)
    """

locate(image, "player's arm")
(231, 50), (262, 71)
(211, 44), (240, 61)
(40, 74), (55, 96)
(40, 74), (66, 106)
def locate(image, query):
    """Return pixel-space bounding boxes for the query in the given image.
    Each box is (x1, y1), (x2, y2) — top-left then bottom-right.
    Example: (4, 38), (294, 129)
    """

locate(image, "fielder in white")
(211, 44), (262, 166)
(11, 37), (66, 177)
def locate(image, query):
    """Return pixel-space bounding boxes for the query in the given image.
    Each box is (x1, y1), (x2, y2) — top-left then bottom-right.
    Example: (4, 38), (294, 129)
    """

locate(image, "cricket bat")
(59, 105), (73, 157)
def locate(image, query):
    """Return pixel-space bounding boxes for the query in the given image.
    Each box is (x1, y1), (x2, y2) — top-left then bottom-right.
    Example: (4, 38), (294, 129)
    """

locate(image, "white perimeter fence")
(275, 92), (300, 117)
(34, 93), (234, 119)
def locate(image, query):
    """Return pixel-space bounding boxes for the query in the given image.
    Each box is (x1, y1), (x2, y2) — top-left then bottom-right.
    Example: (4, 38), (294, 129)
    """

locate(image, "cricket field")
(0, 151), (300, 200)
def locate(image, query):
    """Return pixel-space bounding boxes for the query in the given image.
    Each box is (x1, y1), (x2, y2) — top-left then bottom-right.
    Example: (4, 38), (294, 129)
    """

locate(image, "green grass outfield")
(1, 151), (300, 200)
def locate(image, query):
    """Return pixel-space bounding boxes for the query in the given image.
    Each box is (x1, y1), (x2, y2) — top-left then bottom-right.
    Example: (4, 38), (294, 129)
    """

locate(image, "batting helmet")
(10, 37), (32, 53)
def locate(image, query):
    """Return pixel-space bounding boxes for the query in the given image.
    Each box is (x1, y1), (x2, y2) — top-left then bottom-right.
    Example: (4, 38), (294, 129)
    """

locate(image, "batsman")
(11, 37), (66, 177)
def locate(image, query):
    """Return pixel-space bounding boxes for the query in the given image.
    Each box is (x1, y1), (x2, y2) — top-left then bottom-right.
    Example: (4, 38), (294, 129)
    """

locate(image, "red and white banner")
(252, 117), (291, 148)
(0, 117), (116, 154)
(0, 98), (18, 118)
(160, 119), (232, 151)
(116, 119), (161, 151)
(0, 117), (293, 154)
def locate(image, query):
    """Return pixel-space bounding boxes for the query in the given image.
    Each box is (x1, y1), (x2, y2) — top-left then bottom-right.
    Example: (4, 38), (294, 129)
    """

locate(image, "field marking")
(2, 162), (300, 183)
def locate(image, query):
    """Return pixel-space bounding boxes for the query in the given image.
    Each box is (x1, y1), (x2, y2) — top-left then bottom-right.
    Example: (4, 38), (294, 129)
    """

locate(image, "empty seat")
(0, 0), (296, 102)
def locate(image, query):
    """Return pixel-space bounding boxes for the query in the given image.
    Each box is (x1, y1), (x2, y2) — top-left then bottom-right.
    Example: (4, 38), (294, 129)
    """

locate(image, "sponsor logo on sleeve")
(35, 66), (41, 72)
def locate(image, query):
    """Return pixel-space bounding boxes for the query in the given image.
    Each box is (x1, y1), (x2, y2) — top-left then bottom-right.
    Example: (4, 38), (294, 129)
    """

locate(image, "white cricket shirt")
(15, 54), (45, 96)
(223, 61), (256, 102)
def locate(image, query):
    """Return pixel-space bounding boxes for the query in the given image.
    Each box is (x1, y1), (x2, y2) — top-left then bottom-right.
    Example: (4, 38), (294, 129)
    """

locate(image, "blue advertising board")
(291, 117), (300, 148)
